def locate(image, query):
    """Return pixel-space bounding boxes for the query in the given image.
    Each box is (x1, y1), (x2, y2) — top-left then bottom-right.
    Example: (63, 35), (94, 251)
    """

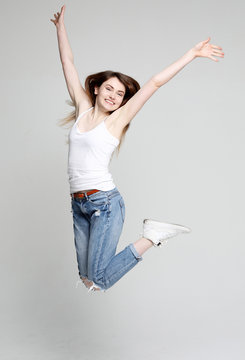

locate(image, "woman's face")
(94, 77), (126, 112)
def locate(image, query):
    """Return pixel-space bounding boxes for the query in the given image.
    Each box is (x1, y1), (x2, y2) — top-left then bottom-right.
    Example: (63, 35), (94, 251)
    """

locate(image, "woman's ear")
(94, 85), (99, 95)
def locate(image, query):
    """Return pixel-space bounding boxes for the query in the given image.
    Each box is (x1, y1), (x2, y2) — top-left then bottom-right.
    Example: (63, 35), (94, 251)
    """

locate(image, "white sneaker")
(142, 219), (191, 247)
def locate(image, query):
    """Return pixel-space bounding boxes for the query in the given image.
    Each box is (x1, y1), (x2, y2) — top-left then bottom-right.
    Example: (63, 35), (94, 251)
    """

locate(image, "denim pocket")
(88, 193), (108, 206)
(119, 197), (125, 222)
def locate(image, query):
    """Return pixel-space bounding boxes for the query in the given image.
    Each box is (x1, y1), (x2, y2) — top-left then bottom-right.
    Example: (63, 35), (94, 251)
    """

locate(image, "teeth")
(106, 99), (114, 104)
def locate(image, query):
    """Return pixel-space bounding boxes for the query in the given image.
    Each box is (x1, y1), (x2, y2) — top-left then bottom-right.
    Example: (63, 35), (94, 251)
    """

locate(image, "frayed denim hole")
(94, 209), (101, 217)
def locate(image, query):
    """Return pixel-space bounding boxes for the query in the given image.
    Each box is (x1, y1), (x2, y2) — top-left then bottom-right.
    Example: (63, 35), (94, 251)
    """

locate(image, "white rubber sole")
(143, 219), (191, 233)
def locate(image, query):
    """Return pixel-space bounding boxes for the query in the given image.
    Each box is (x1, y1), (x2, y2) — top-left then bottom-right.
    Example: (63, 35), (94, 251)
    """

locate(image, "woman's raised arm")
(50, 5), (90, 108)
(118, 37), (224, 126)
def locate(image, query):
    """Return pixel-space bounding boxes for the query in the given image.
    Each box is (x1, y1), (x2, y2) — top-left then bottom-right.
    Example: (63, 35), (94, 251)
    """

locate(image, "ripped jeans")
(71, 187), (143, 291)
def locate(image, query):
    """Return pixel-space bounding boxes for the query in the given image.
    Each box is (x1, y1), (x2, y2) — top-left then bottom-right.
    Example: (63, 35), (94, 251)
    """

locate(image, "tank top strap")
(75, 106), (94, 124)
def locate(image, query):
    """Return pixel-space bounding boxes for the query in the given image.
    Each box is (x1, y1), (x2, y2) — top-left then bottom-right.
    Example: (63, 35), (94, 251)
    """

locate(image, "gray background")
(1, 0), (244, 359)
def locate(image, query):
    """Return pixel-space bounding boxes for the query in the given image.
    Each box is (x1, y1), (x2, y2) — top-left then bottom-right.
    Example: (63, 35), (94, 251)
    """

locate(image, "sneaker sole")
(143, 219), (191, 233)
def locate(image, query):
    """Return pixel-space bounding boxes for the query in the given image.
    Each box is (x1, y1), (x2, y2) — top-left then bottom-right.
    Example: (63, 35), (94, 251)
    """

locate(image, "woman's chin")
(104, 103), (118, 112)
(104, 101), (115, 109)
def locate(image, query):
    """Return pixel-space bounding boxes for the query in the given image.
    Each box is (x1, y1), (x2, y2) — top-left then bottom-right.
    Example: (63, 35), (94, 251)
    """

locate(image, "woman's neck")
(90, 104), (110, 122)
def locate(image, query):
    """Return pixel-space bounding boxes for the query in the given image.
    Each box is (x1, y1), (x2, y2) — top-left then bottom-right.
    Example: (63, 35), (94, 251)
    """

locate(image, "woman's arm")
(119, 37), (224, 125)
(51, 5), (90, 108)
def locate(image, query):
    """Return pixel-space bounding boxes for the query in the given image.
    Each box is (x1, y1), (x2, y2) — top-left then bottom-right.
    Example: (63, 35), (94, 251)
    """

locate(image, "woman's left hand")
(192, 37), (224, 62)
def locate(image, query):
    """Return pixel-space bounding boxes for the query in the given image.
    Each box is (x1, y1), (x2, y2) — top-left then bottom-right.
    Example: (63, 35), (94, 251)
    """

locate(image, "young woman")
(51, 5), (224, 292)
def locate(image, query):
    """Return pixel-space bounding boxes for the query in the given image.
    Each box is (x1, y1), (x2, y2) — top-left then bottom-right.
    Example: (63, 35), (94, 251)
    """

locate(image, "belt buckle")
(75, 191), (87, 199)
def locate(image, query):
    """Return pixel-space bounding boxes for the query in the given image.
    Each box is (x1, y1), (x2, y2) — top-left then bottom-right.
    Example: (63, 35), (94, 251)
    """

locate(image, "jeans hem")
(129, 243), (143, 262)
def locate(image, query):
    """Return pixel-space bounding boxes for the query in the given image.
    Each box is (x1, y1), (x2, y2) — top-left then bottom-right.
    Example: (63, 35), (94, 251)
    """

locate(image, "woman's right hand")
(50, 5), (65, 27)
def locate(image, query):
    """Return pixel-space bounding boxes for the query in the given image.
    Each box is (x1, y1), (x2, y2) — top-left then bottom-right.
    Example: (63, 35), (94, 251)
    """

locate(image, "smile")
(105, 99), (115, 105)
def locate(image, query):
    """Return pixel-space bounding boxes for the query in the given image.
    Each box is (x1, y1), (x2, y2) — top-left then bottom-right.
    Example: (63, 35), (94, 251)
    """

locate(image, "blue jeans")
(71, 187), (143, 291)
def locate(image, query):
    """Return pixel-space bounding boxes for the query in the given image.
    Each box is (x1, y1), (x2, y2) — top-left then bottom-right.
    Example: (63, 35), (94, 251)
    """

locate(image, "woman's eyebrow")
(105, 84), (125, 94)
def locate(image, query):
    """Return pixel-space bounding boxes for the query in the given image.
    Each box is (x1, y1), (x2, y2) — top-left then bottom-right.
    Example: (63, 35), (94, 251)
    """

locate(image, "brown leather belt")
(70, 189), (100, 199)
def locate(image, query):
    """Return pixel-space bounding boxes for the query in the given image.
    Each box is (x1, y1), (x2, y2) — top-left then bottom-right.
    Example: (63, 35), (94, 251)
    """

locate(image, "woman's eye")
(106, 87), (111, 90)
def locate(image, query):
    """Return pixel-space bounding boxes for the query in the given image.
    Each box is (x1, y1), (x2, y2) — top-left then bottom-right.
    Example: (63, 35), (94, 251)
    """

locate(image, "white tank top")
(67, 107), (119, 194)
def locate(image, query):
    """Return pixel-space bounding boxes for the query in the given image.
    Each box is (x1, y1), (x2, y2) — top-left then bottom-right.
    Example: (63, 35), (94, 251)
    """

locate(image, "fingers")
(209, 55), (219, 62)
(211, 47), (224, 57)
(209, 43), (224, 58)
(60, 5), (65, 16)
(51, 5), (65, 23)
(50, 8), (65, 26)
(209, 49), (224, 61)
(51, 11), (61, 24)
(212, 50), (224, 57)
(212, 45), (222, 50)
(203, 37), (211, 44)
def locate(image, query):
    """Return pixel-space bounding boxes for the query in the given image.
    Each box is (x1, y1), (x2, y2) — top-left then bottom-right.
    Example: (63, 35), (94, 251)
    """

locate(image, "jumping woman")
(51, 5), (224, 292)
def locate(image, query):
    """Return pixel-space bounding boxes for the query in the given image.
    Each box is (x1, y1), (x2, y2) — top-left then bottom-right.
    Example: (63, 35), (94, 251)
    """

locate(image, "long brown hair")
(59, 70), (140, 154)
